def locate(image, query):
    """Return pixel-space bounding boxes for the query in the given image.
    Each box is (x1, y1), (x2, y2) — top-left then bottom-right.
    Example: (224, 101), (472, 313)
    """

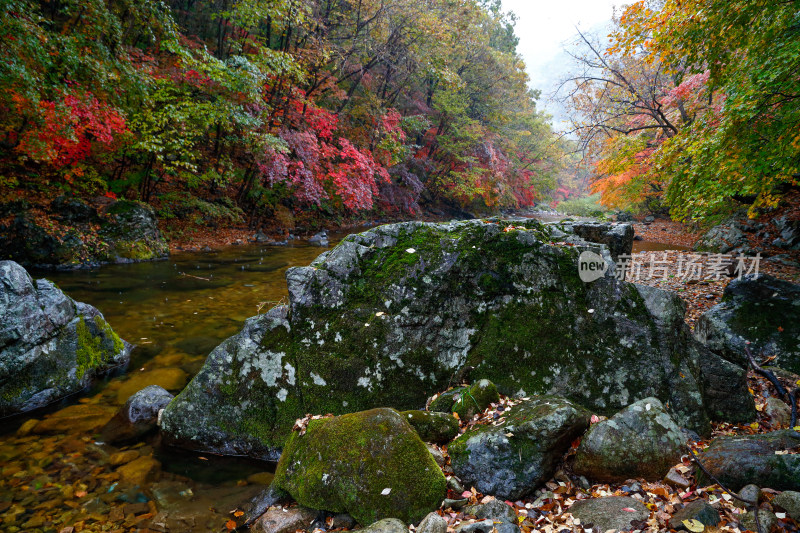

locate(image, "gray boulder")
(417, 512), (447, 533)
(101, 385), (173, 443)
(695, 430), (800, 491)
(569, 497), (648, 531)
(359, 519), (408, 533)
(272, 408), (446, 526)
(567, 222), (634, 262)
(693, 218), (749, 254)
(574, 397), (686, 483)
(695, 274), (800, 374)
(161, 220), (748, 457)
(668, 500), (720, 530)
(773, 491), (800, 521)
(448, 396), (591, 499)
(0, 261), (131, 416)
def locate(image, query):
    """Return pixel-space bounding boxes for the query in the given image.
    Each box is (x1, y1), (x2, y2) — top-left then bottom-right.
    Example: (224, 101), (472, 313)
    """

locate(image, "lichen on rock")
(0, 260), (131, 416)
(161, 219), (750, 458)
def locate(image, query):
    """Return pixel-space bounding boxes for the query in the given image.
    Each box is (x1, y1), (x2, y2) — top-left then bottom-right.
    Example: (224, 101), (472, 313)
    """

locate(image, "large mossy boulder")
(272, 408), (446, 526)
(448, 396), (591, 499)
(0, 198), (168, 269)
(695, 430), (800, 491)
(695, 274), (800, 375)
(0, 261), (131, 416)
(573, 398), (685, 483)
(161, 220), (747, 458)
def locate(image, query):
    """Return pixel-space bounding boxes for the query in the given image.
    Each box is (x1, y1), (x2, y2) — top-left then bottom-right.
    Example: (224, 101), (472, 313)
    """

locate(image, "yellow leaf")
(683, 518), (705, 532)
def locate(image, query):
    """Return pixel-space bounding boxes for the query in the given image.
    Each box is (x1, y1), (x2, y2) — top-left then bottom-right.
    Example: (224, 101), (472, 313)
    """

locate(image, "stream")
(0, 222), (686, 532)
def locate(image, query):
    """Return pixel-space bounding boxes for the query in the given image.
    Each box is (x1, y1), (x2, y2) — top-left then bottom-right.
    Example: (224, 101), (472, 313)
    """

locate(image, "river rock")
(272, 408), (446, 526)
(417, 512), (447, 533)
(568, 496), (648, 531)
(695, 274), (800, 375)
(463, 498), (517, 524)
(162, 220), (747, 457)
(764, 397), (792, 427)
(448, 396), (591, 499)
(452, 380), (499, 420)
(250, 505), (318, 533)
(566, 221), (634, 262)
(359, 518), (408, 533)
(695, 430), (800, 491)
(31, 403), (118, 434)
(668, 500), (720, 530)
(0, 199), (168, 269)
(101, 385), (174, 443)
(401, 411), (459, 444)
(694, 219), (749, 254)
(0, 261), (131, 416)
(773, 491), (800, 521)
(740, 509), (778, 532)
(573, 397), (685, 483)
(115, 368), (188, 404)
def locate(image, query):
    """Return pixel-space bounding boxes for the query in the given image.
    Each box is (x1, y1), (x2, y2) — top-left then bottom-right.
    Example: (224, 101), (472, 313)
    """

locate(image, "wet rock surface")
(0, 261), (131, 417)
(101, 385), (174, 444)
(162, 220), (742, 457)
(448, 396), (591, 500)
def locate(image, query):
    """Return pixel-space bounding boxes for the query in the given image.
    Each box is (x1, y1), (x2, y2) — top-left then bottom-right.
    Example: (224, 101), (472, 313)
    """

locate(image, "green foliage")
(157, 192), (244, 224)
(556, 194), (608, 217)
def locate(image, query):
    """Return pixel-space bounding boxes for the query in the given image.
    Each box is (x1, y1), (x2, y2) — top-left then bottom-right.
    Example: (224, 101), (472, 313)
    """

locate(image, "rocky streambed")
(2, 218), (800, 532)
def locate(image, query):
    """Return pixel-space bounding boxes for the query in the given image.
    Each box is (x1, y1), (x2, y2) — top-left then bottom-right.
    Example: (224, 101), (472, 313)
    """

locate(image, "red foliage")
(15, 89), (126, 168)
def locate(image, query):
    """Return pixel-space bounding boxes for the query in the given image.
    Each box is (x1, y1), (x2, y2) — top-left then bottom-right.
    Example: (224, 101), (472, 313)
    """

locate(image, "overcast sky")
(500, 0), (624, 130)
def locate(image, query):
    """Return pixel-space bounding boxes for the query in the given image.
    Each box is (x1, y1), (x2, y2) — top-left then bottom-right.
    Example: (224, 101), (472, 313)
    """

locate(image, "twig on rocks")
(744, 345), (797, 427)
(687, 445), (764, 533)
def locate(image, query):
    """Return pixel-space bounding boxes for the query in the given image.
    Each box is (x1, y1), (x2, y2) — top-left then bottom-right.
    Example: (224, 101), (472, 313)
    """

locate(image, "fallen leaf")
(682, 518), (705, 532)
(622, 507), (637, 512)
(225, 519), (237, 530)
(381, 488), (391, 495)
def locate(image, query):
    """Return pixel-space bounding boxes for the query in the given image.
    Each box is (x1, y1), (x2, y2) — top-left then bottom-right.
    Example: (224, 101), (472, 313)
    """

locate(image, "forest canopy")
(561, 0), (800, 221)
(0, 0), (565, 225)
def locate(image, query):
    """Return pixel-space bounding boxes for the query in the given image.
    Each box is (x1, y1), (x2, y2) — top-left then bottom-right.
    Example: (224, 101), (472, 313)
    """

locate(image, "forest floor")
(631, 218), (800, 329)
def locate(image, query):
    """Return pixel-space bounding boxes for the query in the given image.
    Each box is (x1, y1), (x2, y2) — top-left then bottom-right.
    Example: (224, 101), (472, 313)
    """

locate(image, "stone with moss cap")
(273, 408), (446, 526)
(400, 410), (459, 444)
(449, 396), (591, 500)
(0, 260), (131, 416)
(161, 219), (751, 459)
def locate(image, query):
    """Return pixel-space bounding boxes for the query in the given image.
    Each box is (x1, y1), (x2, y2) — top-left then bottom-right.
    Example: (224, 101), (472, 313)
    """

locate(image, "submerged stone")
(0, 260), (131, 416)
(161, 220), (746, 457)
(272, 408), (446, 526)
(101, 385), (174, 444)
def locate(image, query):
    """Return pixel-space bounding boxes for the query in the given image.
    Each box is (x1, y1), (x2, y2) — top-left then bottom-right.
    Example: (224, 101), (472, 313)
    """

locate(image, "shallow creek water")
(0, 236), (354, 532)
(0, 220), (684, 532)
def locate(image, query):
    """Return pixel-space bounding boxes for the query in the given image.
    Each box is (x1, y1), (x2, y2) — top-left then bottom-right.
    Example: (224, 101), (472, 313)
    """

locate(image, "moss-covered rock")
(573, 397), (685, 483)
(429, 388), (467, 413)
(400, 410), (459, 444)
(0, 261), (131, 416)
(0, 198), (168, 269)
(161, 220), (744, 458)
(452, 380), (500, 420)
(695, 274), (800, 375)
(695, 430), (800, 491)
(448, 396), (591, 499)
(273, 408), (446, 526)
